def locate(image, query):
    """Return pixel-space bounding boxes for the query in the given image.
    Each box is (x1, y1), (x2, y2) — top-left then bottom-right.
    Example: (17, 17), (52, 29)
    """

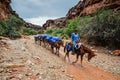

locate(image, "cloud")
(11, 0), (79, 18)
(11, 0), (80, 25)
(25, 16), (59, 26)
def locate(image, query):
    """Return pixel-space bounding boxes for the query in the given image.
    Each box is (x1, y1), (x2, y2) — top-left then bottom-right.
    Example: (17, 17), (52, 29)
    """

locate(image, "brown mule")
(51, 40), (64, 56)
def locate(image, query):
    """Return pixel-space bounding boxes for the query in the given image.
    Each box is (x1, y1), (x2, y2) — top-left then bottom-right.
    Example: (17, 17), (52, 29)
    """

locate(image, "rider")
(71, 29), (80, 55)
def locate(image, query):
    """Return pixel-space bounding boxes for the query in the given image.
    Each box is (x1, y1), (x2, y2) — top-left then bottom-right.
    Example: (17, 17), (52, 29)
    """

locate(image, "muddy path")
(0, 36), (120, 80)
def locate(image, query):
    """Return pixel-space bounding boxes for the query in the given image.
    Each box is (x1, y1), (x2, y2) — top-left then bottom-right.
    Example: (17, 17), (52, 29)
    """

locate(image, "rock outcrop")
(66, 0), (120, 19)
(25, 22), (42, 30)
(0, 0), (12, 19)
(42, 17), (66, 29)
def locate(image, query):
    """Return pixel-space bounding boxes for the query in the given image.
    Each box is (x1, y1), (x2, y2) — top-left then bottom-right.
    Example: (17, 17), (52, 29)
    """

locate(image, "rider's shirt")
(71, 33), (80, 45)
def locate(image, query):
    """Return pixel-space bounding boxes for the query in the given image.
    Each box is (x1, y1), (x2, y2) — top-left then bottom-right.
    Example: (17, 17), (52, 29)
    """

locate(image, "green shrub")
(65, 18), (80, 37)
(22, 27), (38, 35)
(51, 28), (64, 36)
(0, 14), (24, 39)
(86, 9), (120, 48)
(44, 28), (54, 34)
(0, 20), (7, 36)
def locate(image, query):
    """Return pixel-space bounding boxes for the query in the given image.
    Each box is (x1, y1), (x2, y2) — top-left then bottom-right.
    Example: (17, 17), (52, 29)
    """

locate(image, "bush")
(0, 14), (24, 39)
(86, 9), (120, 49)
(65, 18), (80, 37)
(44, 28), (67, 39)
(0, 20), (7, 36)
(44, 28), (54, 34)
(22, 27), (38, 35)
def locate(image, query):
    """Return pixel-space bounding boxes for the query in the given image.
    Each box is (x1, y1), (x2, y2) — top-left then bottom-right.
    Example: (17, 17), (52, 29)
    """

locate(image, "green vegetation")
(45, 9), (120, 49)
(22, 27), (38, 35)
(0, 14), (39, 39)
(44, 28), (69, 39)
(0, 14), (23, 39)
(87, 9), (120, 49)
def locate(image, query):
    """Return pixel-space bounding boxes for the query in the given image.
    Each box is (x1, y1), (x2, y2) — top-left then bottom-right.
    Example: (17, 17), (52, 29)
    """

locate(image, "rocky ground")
(0, 36), (71, 80)
(0, 36), (120, 80)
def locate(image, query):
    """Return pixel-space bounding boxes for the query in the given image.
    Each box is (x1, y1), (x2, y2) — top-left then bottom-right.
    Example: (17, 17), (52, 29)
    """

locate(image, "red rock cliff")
(66, 0), (120, 19)
(0, 0), (12, 19)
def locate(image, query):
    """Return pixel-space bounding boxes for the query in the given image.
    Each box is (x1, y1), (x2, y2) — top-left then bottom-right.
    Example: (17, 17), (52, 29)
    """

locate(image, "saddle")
(75, 43), (81, 49)
(74, 43), (81, 53)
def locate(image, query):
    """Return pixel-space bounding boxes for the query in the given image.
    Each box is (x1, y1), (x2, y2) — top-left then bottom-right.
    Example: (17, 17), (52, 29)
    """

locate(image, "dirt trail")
(60, 48), (120, 80)
(67, 62), (119, 80)
(0, 36), (120, 80)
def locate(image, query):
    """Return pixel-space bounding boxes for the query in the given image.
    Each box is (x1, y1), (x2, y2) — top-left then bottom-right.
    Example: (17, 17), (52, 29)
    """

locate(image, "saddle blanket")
(75, 43), (81, 49)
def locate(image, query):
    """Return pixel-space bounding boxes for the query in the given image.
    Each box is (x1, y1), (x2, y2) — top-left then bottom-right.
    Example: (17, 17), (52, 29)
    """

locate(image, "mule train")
(34, 34), (64, 56)
(34, 34), (96, 66)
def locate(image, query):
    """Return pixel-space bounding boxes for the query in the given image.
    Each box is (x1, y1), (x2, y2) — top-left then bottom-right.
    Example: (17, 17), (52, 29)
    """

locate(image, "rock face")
(25, 22), (42, 30)
(66, 0), (120, 19)
(0, 0), (12, 19)
(0, 0), (41, 30)
(42, 17), (66, 29)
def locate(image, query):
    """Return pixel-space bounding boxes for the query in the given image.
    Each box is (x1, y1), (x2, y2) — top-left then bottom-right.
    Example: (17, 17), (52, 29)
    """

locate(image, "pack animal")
(64, 42), (96, 66)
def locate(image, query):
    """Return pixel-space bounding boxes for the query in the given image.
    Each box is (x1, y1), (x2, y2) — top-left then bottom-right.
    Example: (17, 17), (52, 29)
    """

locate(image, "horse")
(64, 42), (96, 66)
(50, 38), (64, 56)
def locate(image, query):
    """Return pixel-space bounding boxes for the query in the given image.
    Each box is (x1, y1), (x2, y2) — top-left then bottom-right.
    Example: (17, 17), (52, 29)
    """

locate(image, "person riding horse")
(64, 42), (96, 66)
(71, 29), (80, 55)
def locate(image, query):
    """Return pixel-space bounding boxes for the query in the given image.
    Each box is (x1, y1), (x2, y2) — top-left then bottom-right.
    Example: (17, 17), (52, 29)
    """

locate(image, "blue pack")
(46, 36), (52, 41)
(50, 38), (57, 44)
(52, 37), (61, 41)
(42, 34), (47, 38)
(34, 35), (39, 38)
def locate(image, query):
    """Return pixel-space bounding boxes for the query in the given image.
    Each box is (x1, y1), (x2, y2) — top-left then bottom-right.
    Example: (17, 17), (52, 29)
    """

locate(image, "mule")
(64, 42), (96, 66)
(50, 38), (64, 56)
(41, 34), (48, 47)
(44, 36), (53, 48)
(34, 35), (41, 44)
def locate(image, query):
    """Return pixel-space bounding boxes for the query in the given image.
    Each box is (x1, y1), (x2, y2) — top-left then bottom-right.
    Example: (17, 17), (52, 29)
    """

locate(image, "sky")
(11, 0), (80, 26)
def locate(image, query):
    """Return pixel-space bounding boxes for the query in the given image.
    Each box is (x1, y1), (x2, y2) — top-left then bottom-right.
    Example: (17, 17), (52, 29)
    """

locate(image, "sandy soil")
(0, 36), (120, 80)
